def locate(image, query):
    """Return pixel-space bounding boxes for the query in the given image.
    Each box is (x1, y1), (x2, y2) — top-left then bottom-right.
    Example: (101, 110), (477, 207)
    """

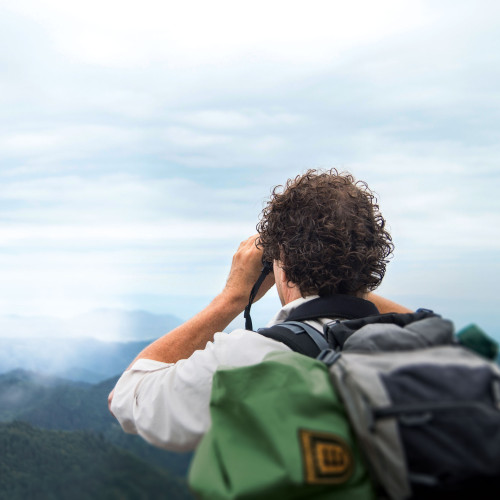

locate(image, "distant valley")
(0, 308), (184, 383)
(0, 337), (152, 383)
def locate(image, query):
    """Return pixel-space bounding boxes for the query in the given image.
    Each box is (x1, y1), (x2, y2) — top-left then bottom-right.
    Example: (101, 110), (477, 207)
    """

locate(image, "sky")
(0, 0), (499, 339)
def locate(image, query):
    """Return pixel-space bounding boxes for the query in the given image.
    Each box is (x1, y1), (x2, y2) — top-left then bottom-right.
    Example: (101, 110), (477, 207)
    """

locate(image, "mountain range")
(0, 309), (195, 498)
(0, 421), (191, 500)
(0, 308), (183, 341)
(0, 337), (154, 383)
(0, 368), (194, 499)
(0, 308), (185, 382)
(0, 369), (192, 475)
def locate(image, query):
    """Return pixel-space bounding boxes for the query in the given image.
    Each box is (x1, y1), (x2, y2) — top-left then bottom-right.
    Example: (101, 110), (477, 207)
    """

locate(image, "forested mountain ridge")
(0, 421), (192, 500)
(0, 369), (192, 476)
(0, 369), (89, 421)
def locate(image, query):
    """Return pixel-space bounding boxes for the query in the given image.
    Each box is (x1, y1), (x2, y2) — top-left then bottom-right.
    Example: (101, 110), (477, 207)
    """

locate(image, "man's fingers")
(239, 234), (259, 251)
(224, 234), (269, 301)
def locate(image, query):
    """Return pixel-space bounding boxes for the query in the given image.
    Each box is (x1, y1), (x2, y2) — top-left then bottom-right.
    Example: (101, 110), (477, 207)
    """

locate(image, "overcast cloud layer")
(0, 0), (499, 338)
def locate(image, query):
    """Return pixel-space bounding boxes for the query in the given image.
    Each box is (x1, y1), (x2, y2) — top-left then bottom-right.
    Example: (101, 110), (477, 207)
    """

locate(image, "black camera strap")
(244, 261), (273, 331)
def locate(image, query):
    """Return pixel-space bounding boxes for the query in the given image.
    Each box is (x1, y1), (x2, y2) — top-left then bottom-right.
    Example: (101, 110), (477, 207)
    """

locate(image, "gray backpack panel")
(328, 319), (500, 500)
(342, 317), (454, 353)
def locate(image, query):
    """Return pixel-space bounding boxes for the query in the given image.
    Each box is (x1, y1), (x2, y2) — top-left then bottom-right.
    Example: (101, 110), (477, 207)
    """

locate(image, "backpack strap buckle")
(316, 349), (341, 367)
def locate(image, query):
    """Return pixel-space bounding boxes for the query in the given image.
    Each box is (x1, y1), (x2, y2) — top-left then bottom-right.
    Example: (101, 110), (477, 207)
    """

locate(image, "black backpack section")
(257, 294), (388, 357)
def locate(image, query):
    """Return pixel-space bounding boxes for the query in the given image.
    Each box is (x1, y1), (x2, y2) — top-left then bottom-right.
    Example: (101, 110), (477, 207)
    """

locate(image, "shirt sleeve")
(110, 330), (291, 451)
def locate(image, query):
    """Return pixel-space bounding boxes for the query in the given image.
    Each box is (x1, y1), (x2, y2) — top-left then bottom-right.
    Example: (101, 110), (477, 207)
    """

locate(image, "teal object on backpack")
(188, 352), (375, 500)
(456, 323), (499, 360)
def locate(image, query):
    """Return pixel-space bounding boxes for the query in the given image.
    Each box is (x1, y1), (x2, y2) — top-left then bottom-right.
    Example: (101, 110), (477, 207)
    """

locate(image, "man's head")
(257, 169), (393, 297)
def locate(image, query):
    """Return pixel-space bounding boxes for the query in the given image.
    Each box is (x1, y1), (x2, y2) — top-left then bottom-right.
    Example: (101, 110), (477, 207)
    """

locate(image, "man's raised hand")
(223, 234), (275, 305)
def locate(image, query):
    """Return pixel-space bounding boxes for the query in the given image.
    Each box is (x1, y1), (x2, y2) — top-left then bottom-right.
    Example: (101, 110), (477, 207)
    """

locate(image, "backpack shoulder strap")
(257, 322), (326, 357)
(256, 295), (380, 357)
(284, 321), (329, 351)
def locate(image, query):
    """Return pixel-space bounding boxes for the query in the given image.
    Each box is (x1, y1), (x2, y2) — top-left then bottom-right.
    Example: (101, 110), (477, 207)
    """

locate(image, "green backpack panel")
(188, 351), (375, 500)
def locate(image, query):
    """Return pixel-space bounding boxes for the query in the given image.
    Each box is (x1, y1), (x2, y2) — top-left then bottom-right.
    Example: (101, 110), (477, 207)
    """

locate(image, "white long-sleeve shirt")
(111, 296), (324, 451)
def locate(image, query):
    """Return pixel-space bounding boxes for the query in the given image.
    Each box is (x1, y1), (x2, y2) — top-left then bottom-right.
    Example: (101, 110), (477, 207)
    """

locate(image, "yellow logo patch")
(299, 429), (353, 484)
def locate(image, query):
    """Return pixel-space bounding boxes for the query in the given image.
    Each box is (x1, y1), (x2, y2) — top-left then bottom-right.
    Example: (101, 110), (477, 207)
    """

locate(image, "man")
(109, 169), (411, 451)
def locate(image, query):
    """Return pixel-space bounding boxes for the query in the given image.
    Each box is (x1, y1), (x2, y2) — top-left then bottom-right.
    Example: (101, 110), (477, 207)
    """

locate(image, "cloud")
(0, 172), (266, 227)
(4, 0), (431, 68)
(0, 0), (499, 336)
(177, 110), (301, 131)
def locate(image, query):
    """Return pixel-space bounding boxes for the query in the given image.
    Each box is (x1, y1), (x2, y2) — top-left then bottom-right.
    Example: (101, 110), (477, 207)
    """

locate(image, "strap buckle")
(316, 349), (341, 367)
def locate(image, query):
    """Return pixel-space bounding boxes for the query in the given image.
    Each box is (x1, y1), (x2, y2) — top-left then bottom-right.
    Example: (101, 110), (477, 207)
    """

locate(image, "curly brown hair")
(256, 169), (394, 296)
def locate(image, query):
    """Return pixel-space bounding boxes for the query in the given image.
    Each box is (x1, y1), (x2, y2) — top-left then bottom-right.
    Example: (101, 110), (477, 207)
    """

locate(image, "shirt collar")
(266, 295), (320, 327)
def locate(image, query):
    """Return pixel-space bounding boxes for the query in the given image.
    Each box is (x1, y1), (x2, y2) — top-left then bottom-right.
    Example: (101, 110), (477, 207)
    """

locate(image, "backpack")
(189, 304), (500, 499)
(189, 351), (376, 500)
(322, 316), (500, 499)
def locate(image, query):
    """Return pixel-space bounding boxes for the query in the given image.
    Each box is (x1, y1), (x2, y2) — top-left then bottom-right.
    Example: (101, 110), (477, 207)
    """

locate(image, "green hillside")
(0, 421), (192, 500)
(0, 370), (193, 476)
